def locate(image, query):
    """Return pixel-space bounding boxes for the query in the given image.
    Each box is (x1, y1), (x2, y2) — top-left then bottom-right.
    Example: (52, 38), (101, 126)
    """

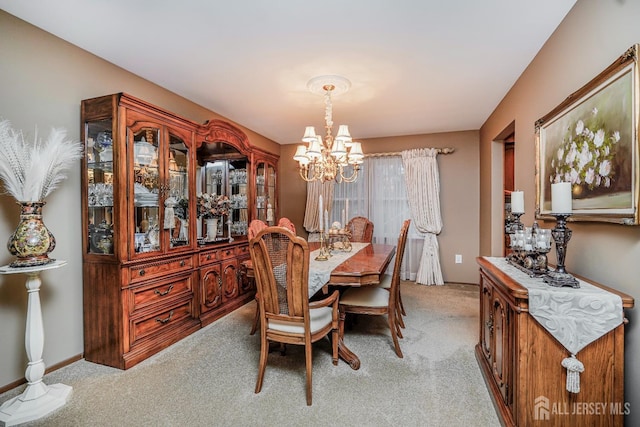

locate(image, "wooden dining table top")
(308, 242), (396, 286)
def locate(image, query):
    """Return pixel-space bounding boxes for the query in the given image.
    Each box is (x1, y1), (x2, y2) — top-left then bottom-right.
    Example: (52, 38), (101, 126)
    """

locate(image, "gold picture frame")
(535, 44), (640, 224)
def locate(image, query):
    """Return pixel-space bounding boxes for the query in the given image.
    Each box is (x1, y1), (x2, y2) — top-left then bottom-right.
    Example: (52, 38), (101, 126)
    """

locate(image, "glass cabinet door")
(131, 126), (161, 254)
(166, 132), (190, 249)
(228, 161), (248, 238)
(256, 161), (276, 225)
(196, 141), (248, 242)
(86, 120), (115, 255)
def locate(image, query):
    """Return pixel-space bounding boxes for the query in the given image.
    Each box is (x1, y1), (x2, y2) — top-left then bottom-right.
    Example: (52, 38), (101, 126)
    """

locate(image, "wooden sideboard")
(476, 257), (634, 426)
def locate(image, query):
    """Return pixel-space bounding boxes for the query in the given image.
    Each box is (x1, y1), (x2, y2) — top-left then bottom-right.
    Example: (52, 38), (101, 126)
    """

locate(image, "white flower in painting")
(570, 168), (580, 184)
(585, 168), (595, 185)
(577, 147), (591, 170)
(593, 129), (605, 147)
(604, 177), (611, 187)
(557, 147), (564, 160)
(575, 120), (584, 135)
(592, 107), (598, 116)
(613, 131), (620, 142)
(599, 159), (612, 177)
(566, 145), (577, 164)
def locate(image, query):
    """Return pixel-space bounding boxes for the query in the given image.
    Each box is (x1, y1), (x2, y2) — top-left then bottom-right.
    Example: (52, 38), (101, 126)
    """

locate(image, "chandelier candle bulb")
(552, 182), (573, 214)
(511, 191), (525, 214)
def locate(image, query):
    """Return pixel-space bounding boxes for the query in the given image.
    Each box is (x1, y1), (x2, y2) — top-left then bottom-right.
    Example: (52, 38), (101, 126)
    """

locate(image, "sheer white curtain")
(331, 157), (422, 281)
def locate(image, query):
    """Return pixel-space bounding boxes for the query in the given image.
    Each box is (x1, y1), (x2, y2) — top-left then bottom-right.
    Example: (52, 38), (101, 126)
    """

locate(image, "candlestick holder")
(543, 213), (579, 288)
(315, 231), (331, 261)
(510, 212), (525, 232)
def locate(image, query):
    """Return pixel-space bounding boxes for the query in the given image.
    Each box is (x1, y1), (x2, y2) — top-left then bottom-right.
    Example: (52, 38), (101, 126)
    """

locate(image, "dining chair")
(374, 222), (411, 327)
(249, 226), (339, 405)
(277, 217), (296, 234)
(346, 216), (374, 243)
(245, 219), (267, 335)
(338, 219), (411, 358)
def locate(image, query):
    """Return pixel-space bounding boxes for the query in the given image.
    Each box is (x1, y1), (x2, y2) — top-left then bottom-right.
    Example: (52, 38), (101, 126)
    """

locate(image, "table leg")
(0, 271), (72, 426)
(338, 309), (361, 370)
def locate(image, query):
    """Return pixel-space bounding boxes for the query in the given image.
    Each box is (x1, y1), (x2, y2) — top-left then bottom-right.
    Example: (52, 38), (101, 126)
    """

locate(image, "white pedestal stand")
(0, 260), (72, 426)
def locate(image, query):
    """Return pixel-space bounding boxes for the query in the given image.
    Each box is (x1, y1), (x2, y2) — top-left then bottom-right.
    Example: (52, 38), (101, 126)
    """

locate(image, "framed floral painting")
(535, 44), (640, 224)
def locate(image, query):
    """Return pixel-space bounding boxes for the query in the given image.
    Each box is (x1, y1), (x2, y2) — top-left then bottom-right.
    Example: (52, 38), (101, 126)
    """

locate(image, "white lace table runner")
(485, 257), (623, 355)
(308, 243), (370, 297)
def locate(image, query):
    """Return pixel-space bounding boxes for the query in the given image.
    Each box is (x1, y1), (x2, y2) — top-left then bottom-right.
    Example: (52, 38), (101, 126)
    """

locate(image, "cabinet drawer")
(129, 274), (193, 314)
(236, 244), (249, 258)
(129, 256), (193, 284)
(130, 299), (194, 345)
(199, 246), (244, 265)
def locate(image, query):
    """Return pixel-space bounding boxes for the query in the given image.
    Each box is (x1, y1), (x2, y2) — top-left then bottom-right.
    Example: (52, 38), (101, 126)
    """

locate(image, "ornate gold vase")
(7, 201), (56, 268)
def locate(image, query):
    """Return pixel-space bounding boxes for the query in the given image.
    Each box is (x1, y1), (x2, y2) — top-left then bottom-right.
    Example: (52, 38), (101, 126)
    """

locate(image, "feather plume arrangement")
(0, 119), (83, 201)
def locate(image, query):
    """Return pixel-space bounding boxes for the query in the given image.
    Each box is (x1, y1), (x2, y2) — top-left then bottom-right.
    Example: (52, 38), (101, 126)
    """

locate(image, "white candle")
(510, 191), (524, 214)
(319, 195), (323, 232)
(345, 199), (349, 223)
(551, 182), (572, 214)
(325, 209), (329, 233)
(342, 208), (346, 227)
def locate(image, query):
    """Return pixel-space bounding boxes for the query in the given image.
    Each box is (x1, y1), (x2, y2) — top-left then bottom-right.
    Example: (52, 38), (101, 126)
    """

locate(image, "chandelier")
(293, 75), (363, 183)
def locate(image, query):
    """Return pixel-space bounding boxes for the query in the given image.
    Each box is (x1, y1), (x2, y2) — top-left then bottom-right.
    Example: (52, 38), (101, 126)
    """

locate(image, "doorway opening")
(503, 134), (515, 256)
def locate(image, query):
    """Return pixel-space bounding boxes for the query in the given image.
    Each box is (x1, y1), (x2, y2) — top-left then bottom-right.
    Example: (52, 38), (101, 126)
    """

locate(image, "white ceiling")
(1, 1), (576, 144)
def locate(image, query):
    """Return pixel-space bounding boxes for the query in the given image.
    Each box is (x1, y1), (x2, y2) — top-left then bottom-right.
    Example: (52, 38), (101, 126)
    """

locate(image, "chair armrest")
(309, 290), (339, 309)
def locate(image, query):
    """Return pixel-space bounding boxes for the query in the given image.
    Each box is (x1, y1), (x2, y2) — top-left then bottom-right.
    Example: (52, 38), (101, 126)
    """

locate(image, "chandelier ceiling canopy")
(293, 75), (363, 183)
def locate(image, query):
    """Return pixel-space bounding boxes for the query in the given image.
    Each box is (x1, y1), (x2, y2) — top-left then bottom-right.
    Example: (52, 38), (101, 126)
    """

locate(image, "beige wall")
(480, 0), (640, 421)
(0, 11), (278, 389)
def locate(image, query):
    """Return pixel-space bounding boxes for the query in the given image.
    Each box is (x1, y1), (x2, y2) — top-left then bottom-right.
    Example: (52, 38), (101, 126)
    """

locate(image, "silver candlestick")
(543, 213), (579, 288)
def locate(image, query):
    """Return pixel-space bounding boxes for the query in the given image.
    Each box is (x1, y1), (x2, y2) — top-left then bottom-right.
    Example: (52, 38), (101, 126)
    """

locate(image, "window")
(331, 156), (422, 280)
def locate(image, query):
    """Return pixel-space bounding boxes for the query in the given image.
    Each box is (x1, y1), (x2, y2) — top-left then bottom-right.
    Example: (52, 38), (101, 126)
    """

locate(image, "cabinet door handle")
(156, 310), (174, 324)
(139, 269), (145, 276)
(207, 254), (212, 260)
(180, 260), (185, 267)
(154, 284), (174, 296)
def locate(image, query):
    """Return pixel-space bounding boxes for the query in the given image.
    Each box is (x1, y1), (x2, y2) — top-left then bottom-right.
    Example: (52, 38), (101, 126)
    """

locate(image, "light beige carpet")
(0, 282), (500, 426)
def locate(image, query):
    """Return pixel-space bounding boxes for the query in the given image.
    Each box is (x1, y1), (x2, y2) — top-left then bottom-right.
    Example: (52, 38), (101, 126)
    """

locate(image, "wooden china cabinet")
(81, 93), (278, 369)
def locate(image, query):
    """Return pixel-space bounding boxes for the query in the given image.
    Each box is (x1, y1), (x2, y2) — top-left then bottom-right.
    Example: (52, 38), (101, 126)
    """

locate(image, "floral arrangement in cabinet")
(197, 193), (231, 218)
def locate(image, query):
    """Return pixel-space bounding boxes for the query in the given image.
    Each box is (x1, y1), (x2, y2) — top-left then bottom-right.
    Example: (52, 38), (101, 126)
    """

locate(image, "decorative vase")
(206, 217), (219, 241)
(7, 201), (56, 268)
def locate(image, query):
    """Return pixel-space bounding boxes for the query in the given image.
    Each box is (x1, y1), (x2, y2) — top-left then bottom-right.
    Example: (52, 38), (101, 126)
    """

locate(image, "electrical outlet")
(455, 254), (462, 264)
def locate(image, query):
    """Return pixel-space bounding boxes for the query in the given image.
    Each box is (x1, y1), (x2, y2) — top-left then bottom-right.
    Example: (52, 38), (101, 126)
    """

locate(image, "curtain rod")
(364, 147), (455, 158)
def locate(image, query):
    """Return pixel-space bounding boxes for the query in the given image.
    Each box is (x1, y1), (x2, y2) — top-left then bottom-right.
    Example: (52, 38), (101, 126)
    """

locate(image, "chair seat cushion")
(269, 306), (334, 334)
(340, 287), (389, 308)
(373, 274), (392, 289)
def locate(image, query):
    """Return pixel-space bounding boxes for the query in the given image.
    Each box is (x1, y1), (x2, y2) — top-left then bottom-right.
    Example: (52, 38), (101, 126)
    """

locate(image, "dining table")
(308, 242), (396, 370)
